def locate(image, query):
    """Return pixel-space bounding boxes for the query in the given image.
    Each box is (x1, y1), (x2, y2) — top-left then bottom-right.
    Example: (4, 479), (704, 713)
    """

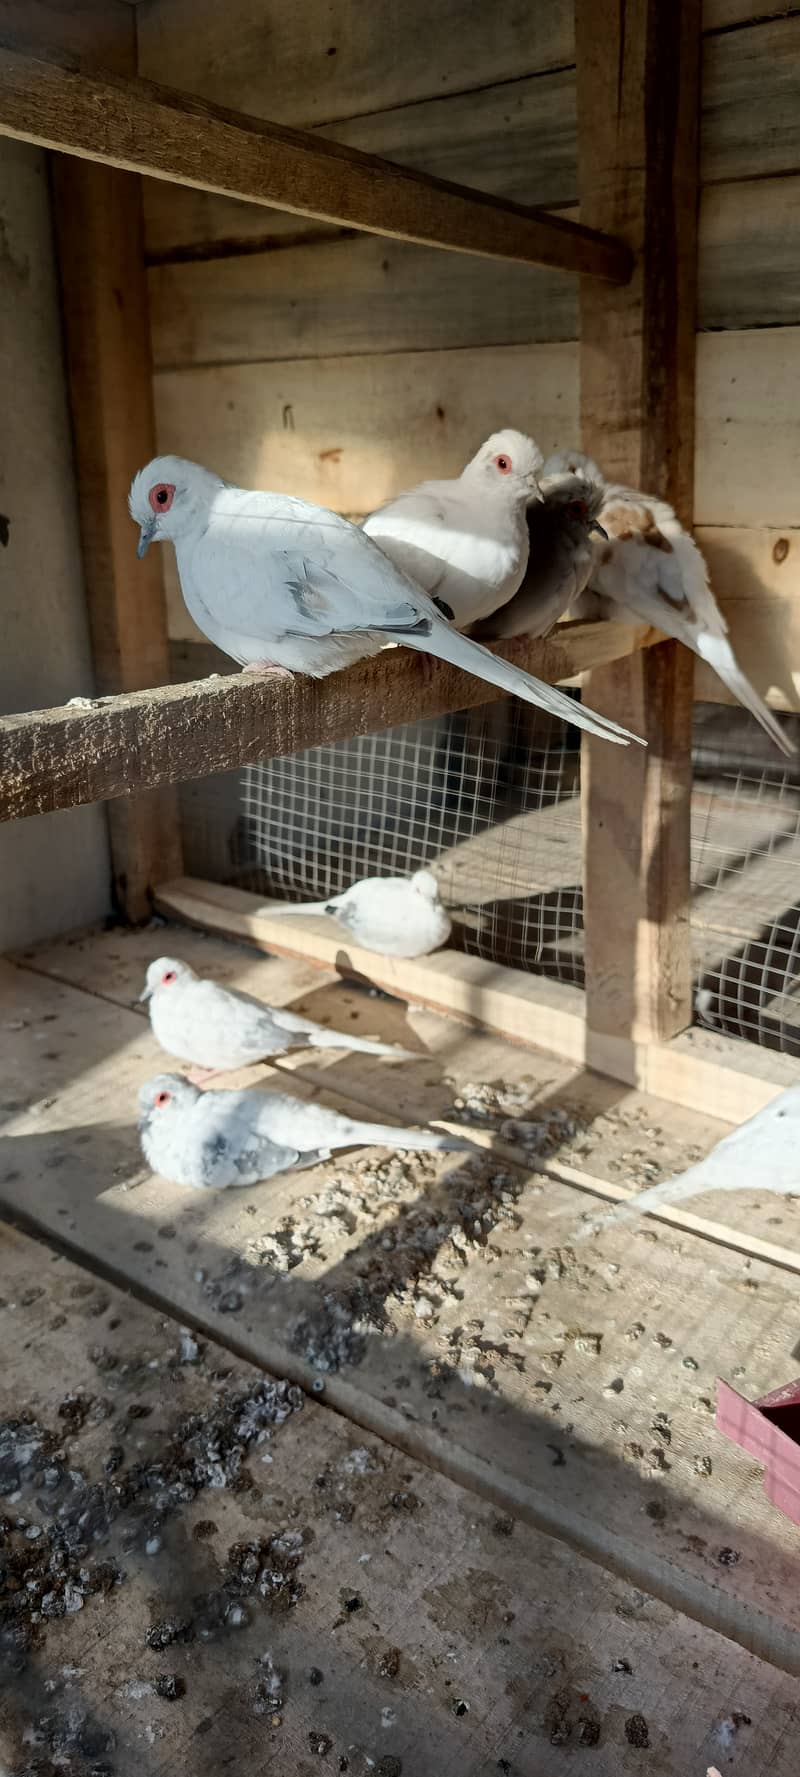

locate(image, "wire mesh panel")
(691, 761), (800, 1058)
(222, 698), (800, 1051)
(237, 697), (585, 980)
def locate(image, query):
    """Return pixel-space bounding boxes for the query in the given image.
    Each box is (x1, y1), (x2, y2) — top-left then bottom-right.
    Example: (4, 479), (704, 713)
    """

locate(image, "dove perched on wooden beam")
(362, 429), (543, 629)
(128, 455), (642, 747)
(470, 466), (608, 641)
(267, 868), (452, 958)
(139, 956), (414, 1077)
(138, 1073), (478, 1190)
(578, 1086), (800, 1239)
(544, 449), (796, 758)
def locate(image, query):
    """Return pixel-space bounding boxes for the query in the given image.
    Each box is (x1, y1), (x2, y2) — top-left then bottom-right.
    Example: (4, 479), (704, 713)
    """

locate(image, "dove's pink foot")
(186, 1066), (228, 1087)
(241, 660), (294, 680)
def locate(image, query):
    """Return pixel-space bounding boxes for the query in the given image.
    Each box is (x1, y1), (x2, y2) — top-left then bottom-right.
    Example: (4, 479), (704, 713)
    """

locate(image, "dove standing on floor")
(543, 449), (795, 758)
(138, 1073), (477, 1189)
(362, 429), (543, 629)
(578, 1086), (800, 1239)
(266, 868), (452, 958)
(470, 467), (608, 641)
(139, 956), (413, 1075)
(128, 455), (641, 747)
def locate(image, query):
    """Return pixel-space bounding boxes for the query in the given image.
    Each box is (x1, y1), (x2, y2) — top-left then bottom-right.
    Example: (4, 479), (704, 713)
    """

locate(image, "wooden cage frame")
(0, 0), (792, 1122)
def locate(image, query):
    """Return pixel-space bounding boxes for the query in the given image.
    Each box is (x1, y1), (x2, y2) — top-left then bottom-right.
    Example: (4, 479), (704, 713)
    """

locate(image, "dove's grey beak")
(588, 519), (608, 539)
(137, 516), (157, 559)
(138, 984), (152, 1003)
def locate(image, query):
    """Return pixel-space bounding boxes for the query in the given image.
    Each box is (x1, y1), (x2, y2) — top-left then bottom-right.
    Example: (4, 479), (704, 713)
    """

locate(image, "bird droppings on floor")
(2, 933), (800, 1770)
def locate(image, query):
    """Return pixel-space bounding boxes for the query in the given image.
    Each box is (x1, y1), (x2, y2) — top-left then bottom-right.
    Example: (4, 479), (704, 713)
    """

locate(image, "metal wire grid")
(229, 707), (800, 1053)
(691, 764), (800, 1056)
(237, 697), (584, 981)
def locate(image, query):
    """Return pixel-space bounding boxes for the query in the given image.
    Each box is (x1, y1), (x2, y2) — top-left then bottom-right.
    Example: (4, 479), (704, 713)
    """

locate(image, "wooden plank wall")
(138, 0), (800, 718)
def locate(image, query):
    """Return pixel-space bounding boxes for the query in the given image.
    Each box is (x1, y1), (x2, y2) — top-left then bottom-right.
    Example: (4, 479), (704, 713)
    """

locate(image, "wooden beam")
(51, 156), (182, 921)
(577, 0), (700, 1048)
(0, 44), (632, 281)
(0, 621), (656, 823)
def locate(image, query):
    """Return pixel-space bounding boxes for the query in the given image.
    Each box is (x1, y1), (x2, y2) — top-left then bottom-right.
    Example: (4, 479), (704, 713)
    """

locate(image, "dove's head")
(538, 469), (608, 541)
(138, 1072), (201, 1128)
(543, 448), (605, 488)
(463, 430), (543, 502)
(411, 869), (443, 905)
(139, 956), (196, 1002)
(129, 455), (224, 558)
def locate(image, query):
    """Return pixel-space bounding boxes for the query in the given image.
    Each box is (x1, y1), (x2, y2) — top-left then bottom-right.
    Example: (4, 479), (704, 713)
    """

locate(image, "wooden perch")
(0, 43), (632, 281)
(0, 622), (655, 822)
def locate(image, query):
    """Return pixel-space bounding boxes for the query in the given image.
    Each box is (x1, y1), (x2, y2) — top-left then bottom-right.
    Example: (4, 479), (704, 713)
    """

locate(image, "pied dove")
(128, 454), (642, 747)
(138, 1073), (477, 1189)
(544, 449), (795, 758)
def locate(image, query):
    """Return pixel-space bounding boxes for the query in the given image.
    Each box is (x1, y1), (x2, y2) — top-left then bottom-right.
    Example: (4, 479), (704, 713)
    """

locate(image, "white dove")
(544, 449), (795, 758)
(362, 429), (543, 629)
(579, 1086), (800, 1239)
(138, 1072), (477, 1189)
(470, 467), (608, 641)
(128, 455), (641, 747)
(265, 868), (452, 958)
(139, 956), (414, 1077)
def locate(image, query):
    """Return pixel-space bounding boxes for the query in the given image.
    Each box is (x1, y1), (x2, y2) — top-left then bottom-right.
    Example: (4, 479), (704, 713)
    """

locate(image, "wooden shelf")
(0, 42), (632, 279)
(0, 621), (655, 822)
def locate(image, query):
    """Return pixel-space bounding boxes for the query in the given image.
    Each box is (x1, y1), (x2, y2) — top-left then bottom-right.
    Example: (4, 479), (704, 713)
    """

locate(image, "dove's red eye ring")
(148, 482), (175, 514)
(161, 969), (177, 985)
(566, 500), (588, 521)
(493, 454), (512, 474)
(155, 1090), (171, 1107)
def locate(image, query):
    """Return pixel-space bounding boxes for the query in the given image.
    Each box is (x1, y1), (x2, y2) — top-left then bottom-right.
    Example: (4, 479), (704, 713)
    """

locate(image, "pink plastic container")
(717, 1377), (800, 1526)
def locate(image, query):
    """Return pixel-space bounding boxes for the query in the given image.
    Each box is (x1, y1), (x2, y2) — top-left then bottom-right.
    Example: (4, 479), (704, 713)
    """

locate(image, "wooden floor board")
(2, 930), (800, 1681)
(1, 1221), (797, 1774)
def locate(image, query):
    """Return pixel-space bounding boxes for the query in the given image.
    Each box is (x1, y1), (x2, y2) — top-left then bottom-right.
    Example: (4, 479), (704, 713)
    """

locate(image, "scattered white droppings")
(381, 1707), (397, 1729)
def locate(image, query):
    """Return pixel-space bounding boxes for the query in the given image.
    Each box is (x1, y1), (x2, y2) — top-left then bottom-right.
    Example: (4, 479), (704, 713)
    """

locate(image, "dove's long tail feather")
(695, 633), (796, 759)
(268, 899), (335, 917)
(337, 1116), (476, 1154)
(405, 619), (643, 747)
(578, 1171), (709, 1240)
(313, 1031), (414, 1059)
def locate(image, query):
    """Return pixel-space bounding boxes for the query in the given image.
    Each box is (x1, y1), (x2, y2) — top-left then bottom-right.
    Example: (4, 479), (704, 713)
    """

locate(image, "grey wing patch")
(279, 555), (431, 640)
(234, 1140), (300, 1181)
(330, 898), (359, 930)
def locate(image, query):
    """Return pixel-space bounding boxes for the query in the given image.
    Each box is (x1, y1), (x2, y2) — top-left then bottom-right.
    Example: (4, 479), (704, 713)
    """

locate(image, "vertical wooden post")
(576, 0), (700, 1055)
(51, 156), (182, 921)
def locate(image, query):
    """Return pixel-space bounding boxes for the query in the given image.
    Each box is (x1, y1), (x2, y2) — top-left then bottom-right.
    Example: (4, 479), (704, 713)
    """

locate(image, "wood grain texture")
(702, 13), (800, 182)
(0, 623), (654, 822)
(148, 175), (800, 367)
(0, 46), (631, 280)
(141, 16), (800, 263)
(0, 0), (134, 71)
(577, 0), (699, 1047)
(136, 0), (575, 129)
(51, 156), (181, 920)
